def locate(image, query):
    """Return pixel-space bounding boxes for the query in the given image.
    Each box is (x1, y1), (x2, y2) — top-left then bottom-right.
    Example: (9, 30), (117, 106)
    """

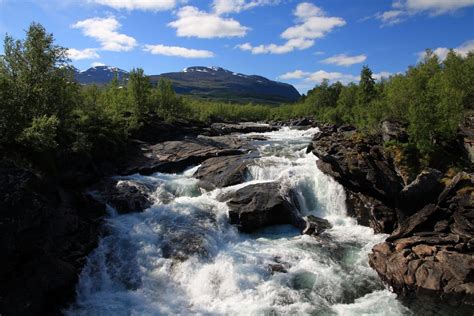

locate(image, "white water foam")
(67, 127), (410, 316)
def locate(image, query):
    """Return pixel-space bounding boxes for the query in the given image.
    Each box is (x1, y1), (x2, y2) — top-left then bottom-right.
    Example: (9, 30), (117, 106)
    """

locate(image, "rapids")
(67, 127), (414, 315)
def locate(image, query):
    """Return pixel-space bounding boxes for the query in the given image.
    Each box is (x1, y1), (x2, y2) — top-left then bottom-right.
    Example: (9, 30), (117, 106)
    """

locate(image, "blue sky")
(1, 0), (473, 93)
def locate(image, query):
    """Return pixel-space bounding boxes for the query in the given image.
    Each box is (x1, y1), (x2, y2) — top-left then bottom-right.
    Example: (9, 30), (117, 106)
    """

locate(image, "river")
(67, 127), (419, 315)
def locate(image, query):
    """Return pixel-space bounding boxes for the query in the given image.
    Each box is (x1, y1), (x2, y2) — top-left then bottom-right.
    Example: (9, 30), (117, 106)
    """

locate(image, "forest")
(1, 23), (473, 171)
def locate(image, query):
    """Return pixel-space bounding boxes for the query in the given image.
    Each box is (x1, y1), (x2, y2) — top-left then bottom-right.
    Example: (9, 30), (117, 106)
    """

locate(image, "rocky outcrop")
(225, 182), (301, 232)
(195, 154), (254, 190)
(309, 125), (404, 233)
(309, 124), (473, 305)
(369, 172), (474, 305)
(124, 135), (250, 175)
(0, 163), (106, 315)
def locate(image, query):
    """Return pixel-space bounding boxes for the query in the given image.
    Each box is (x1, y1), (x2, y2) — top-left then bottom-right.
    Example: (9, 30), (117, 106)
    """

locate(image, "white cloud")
(168, 6), (249, 38)
(321, 53), (367, 66)
(377, 0), (474, 25)
(91, 62), (106, 67)
(279, 69), (359, 84)
(373, 71), (393, 80)
(212, 0), (278, 15)
(279, 70), (310, 80)
(400, 0), (474, 14)
(237, 2), (345, 54)
(67, 48), (99, 60)
(88, 0), (181, 11)
(418, 39), (474, 61)
(376, 10), (406, 26)
(72, 17), (137, 52)
(143, 44), (215, 58)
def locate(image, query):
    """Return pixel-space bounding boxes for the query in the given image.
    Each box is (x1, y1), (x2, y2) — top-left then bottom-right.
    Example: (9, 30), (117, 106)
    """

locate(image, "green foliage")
(0, 22), (472, 172)
(17, 115), (59, 152)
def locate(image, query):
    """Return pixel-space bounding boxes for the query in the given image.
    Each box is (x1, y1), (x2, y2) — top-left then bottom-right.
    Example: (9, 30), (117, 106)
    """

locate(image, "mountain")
(150, 66), (300, 104)
(74, 65), (300, 104)
(74, 66), (129, 85)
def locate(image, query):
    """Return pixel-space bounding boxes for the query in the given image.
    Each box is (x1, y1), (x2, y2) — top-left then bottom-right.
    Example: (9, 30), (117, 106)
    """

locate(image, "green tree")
(357, 65), (376, 106)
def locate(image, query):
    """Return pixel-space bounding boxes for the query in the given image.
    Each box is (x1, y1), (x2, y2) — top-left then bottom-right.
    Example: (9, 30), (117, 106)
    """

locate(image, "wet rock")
(301, 215), (331, 236)
(124, 135), (249, 175)
(98, 179), (153, 213)
(268, 263), (288, 274)
(346, 191), (398, 234)
(209, 122), (276, 135)
(226, 182), (301, 232)
(311, 126), (403, 204)
(196, 155), (253, 190)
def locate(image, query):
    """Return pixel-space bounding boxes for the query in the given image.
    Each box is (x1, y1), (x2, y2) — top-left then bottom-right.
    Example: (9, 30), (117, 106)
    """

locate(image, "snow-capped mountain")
(74, 65), (300, 104)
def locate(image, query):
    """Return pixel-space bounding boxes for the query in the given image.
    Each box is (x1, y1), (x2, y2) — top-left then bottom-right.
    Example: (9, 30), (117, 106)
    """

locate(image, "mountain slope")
(74, 66), (128, 85)
(74, 66), (300, 104)
(149, 66), (300, 104)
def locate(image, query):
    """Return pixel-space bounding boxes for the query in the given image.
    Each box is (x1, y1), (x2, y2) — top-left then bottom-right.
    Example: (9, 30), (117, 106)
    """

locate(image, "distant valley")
(73, 66), (300, 105)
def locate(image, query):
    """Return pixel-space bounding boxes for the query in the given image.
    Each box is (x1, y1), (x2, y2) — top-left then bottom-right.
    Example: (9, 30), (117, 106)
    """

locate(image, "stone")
(226, 182), (300, 232)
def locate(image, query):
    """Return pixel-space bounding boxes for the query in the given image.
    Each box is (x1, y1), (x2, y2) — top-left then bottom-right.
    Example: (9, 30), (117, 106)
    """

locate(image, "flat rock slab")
(196, 154), (256, 190)
(124, 135), (250, 175)
(210, 122), (276, 135)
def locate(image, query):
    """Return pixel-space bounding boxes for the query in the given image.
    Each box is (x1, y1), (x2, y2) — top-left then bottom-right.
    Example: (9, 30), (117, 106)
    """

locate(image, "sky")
(1, 0), (473, 93)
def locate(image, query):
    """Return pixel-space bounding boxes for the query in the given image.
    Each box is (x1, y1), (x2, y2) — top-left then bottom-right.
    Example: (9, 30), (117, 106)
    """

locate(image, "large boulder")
(369, 172), (474, 305)
(124, 135), (249, 175)
(195, 155), (253, 190)
(97, 179), (153, 213)
(225, 182), (301, 232)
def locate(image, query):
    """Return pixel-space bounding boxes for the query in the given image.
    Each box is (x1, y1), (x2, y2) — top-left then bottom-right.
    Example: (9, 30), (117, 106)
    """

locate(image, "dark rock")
(226, 182), (301, 232)
(268, 263), (287, 274)
(124, 135), (249, 175)
(369, 172), (474, 306)
(0, 163), (106, 315)
(381, 120), (408, 143)
(196, 155), (253, 190)
(209, 122), (276, 135)
(399, 168), (444, 213)
(346, 191), (398, 234)
(98, 179), (153, 213)
(301, 215), (331, 236)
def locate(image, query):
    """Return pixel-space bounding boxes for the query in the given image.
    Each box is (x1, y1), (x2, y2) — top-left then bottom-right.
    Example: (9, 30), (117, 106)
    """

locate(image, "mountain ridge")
(73, 65), (301, 105)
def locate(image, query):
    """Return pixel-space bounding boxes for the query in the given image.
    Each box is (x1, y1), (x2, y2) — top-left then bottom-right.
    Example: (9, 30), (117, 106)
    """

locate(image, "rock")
(268, 263), (287, 274)
(98, 179), (153, 213)
(196, 155), (253, 190)
(399, 168), (444, 213)
(381, 120), (408, 143)
(369, 172), (474, 306)
(226, 182), (301, 232)
(0, 163), (106, 315)
(346, 191), (398, 234)
(209, 122), (276, 135)
(124, 135), (249, 175)
(311, 126), (403, 204)
(301, 215), (331, 236)
(459, 114), (474, 164)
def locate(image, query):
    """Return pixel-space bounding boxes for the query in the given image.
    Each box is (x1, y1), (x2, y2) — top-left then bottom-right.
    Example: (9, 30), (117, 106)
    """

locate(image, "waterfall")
(66, 127), (412, 316)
